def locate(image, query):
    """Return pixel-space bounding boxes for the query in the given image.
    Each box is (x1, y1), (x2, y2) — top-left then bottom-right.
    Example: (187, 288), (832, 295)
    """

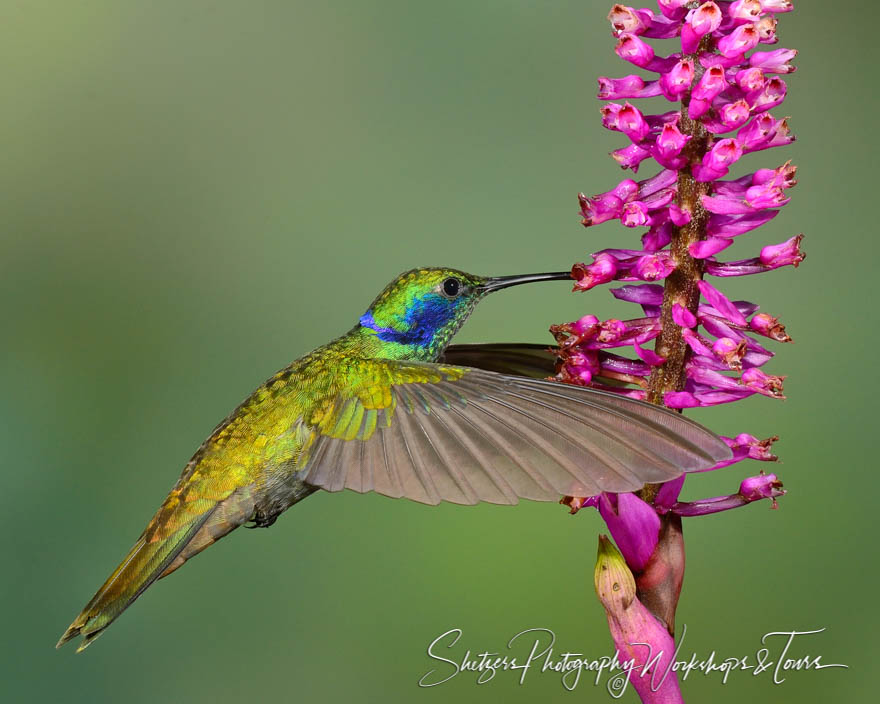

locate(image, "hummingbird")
(57, 267), (730, 652)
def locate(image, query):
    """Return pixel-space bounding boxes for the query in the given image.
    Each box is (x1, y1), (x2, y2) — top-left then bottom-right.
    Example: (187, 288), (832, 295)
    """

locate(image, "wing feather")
(300, 361), (731, 506)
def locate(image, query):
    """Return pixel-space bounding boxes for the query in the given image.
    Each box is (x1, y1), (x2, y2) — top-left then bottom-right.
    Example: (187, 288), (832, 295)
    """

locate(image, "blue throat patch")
(360, 294), (455, 348)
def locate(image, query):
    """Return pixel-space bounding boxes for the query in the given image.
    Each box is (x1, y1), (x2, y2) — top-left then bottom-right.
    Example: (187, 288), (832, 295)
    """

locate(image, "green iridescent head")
(358, 267), (570, 360)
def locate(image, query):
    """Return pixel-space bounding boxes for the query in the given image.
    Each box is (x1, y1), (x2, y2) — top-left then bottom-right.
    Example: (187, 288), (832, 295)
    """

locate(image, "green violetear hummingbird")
(57, 267), (730, 652)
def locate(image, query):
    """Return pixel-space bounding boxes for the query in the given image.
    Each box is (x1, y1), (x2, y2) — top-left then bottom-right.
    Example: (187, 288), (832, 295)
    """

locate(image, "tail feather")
(57, 488), (254, 652)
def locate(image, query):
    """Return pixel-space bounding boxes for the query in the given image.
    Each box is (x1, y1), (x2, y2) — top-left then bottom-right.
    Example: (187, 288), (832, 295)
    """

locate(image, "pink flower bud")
(735, 66), (766, 92)
(741, 368), (785, 397)
(713, 337), (747, 369)
(760, 0), (793, 13)
(749, 77), (787, 113)
(739, 474), (784, 502)
(681, 2), (722, 53)
(729, 0), (762, 23)
(750, 48), (797, 73)
(598, 74), (662, 99)
(671, 303), (697, 328)
(756, 16), (778, 44)
(737, 113), (781, 151)
(689, 236), (733, 258)
(579, 191), (624, 226)
(669, 203), (691, 226)
(571, 314), (600, 336)
(600, 102), (624, 130)
(651, 122), (690, 169)
(635, 252), (676, 281)
(608, 5), (648, 36)
(598, 319), (628, 343)
(688, 65), (727, 119)
(717, 23), (760, 58)
(759, 234), (805, 267)
(659, 58), (695, 101)
(612, 143), (652, 171)
(621, 200), (651, 227)
(617, 102), (652, 142)
(615, 32), (655, 68)
(572, 253), (618, 291)
(749, 313), (792, 342)
(693, 138), (743, 182)
(657, 0), (689, 20)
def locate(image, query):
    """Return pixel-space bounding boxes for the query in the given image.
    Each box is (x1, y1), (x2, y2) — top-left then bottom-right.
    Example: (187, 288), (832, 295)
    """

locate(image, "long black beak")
(478, 271), (571, 294)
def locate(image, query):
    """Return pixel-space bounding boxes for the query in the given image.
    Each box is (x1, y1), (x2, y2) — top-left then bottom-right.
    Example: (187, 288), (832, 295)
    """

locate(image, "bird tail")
(56, 486), (255, 652)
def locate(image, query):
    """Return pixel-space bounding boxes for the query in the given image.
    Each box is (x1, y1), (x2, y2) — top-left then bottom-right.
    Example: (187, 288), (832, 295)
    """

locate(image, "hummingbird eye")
(441, 277), (462, 299)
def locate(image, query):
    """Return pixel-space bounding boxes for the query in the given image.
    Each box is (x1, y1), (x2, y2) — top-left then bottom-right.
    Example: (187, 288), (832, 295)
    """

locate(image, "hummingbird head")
(358, 267), (570, 360)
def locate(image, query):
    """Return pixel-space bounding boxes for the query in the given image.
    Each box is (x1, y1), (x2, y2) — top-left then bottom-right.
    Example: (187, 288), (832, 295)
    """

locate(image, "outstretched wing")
(441, 343), (557, 379)
(299, 360), (731, 505)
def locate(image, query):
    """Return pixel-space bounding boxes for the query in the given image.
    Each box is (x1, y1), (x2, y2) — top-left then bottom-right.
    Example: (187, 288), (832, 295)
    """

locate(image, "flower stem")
(640, 35), (714, 504)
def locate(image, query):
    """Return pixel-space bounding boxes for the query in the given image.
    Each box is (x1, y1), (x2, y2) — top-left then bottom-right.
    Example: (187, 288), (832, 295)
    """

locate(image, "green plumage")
(57, 267), (731, 652)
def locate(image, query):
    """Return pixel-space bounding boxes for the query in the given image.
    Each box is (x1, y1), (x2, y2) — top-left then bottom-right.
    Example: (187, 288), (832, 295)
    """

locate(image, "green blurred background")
(1, 1), (873, 701)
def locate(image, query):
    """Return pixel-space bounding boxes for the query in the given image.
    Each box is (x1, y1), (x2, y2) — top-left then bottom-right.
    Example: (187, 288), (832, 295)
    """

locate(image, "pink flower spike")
(750, 48), (798, 74)
(741, 368), (786, 397)
(598, 75), (663, 100)
(760, 234), (805, 268)
(671, 303), (697, 328)
(693, 138), (743, 182)
(659, 58), (695, 101)
(717, 23), (760, 58)
(698, 279), (748, 325)
(729, 0), (762, 23)
(617, 103), (652, 143)
(572, 253), (618, 291)
(615, 32), (655, 68)
(735, 66), (766, 93)
(681, 2), (722, 54)
(690, 236), (733, 259)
